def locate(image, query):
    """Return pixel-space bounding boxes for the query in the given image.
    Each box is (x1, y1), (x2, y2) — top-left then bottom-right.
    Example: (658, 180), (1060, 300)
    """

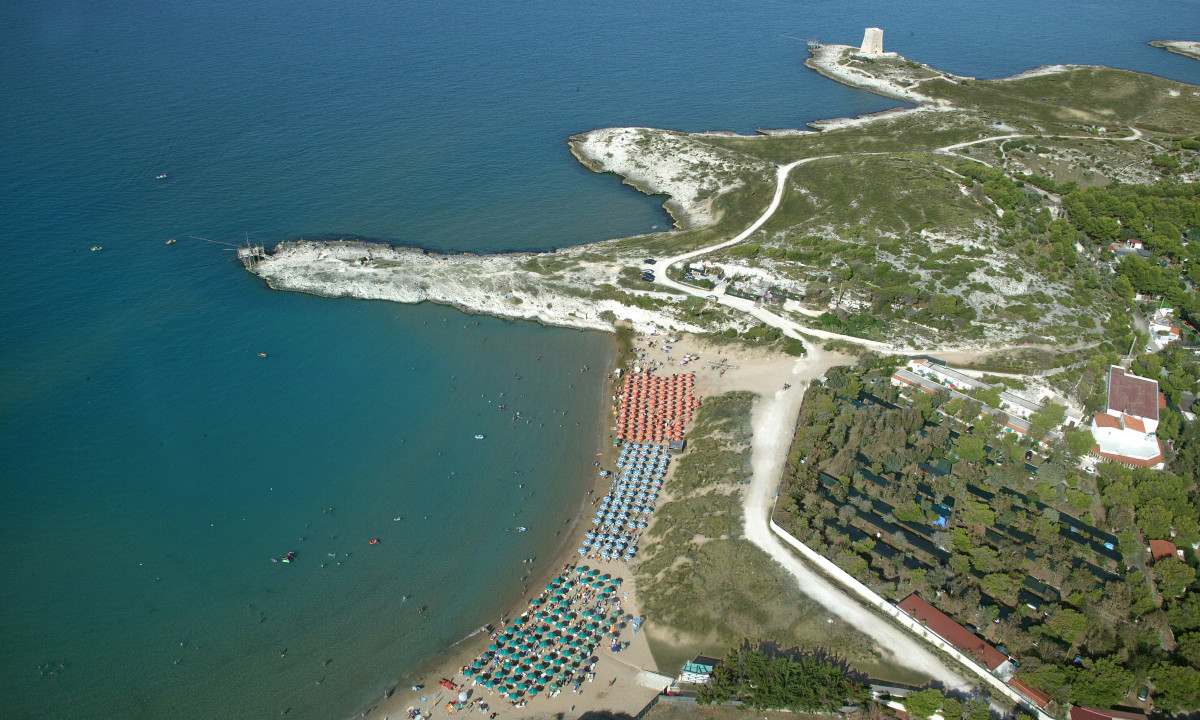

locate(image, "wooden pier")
(237, 244), (267, 269)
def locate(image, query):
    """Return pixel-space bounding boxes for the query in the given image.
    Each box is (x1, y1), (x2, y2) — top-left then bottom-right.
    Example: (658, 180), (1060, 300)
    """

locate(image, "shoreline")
(1149, 40), (1200, 61)
(567, 127), (769, 231)
(250, 240), (715, 337)
(360, 331), (658, 720)
(241, 43), (1195, 720)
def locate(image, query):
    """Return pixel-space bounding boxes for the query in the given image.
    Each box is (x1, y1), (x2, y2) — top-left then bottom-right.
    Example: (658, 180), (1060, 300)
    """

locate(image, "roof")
(1149, 539), (1178, 562)
(912, 361), (992, 390)
(1093, 446), (1164, 468)
(683, 656), (720, 672)
(894, 369), (940, 394)
(1093, 413), (1121, 429)
(1007, 677), (1052, 708)
(1107, 367), (1160, 423)
(634, 670), (675, 691)
(1000, 391), (1043, 414)
(1070, 707), (1148, 720)
(1091, 422), (1163, 466)
(1123, 415), (1146, 433)
(897, 593), (1008, 670)
(1003, 416), (1032, 435)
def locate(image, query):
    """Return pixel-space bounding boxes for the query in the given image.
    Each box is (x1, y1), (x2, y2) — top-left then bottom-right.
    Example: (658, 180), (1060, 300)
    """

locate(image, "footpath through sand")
(740, 344), (973, 691)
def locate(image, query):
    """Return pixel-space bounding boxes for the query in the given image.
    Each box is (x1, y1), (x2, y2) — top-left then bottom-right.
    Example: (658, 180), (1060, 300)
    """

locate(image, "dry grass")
(635, 392), (882, 676)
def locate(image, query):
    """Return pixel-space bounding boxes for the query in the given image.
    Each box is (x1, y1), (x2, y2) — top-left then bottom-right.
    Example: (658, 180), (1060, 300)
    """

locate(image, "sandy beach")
(365, 333), (810, 720)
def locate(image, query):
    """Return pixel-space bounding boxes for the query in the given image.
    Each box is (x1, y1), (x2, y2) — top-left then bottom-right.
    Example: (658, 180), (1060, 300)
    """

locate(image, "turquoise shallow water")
(1, 1), (1198, 718)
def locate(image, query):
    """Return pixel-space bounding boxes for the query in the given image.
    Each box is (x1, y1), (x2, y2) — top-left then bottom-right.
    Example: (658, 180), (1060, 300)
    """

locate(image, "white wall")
(768, 519), (1053, 720)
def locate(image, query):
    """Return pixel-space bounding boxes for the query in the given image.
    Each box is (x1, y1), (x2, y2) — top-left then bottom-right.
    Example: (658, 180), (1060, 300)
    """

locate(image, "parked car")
(643, 258), (657, 265)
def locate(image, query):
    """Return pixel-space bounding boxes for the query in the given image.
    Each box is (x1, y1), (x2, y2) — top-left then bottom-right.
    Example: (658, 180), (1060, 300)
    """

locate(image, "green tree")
(981, 573), (1019, 601)
(699, 643), (862, 712)
(1139, 503), (1176, 541)
(941, 696), (963, 720)
(945, 398), (964, 417)
(973, 387), (1003, 408)
(1064, 427), (1097, 457)
(1114, 275), (1135, 301)
(1047, 608), (1089, 644)
(903, 688), (945, 718)
(1177, 632), (1200, 669)
(965, 699), (993, 720)
(1168, 595), (1200, 632)
(1072, 656), (1135, 707)
(1031, 402), (1067, 432)
(956, 436), (987, 464)
(1155, 557), (1197, 599)
(962, 499), (996, 527)
(970, 546), (1002, 573)
(1149, 662), (1200, 712)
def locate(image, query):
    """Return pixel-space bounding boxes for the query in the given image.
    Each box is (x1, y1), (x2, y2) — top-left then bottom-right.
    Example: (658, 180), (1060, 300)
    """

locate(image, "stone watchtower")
(860, 27), (884, 55)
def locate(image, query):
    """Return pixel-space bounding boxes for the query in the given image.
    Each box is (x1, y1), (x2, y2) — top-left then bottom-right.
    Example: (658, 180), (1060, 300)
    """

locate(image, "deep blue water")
(2, 1), (1197, 718)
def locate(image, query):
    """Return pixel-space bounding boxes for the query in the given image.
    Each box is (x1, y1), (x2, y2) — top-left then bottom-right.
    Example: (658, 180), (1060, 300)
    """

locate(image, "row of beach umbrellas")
(583, 442), (669, 561)
(463, 567), (624, 700)
(615, 373), (698, 442)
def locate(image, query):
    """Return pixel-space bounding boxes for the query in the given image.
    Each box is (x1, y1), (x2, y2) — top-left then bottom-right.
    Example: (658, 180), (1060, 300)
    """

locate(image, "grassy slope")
(769, 154), (990, 236)
(651, 61), (1200, 345)
(944, 67), (1200, 135)
(635, 392), (887, 677)
(557, 58), (1198, 346)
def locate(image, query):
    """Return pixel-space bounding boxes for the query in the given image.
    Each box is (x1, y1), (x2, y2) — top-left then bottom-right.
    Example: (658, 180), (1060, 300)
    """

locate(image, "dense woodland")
(1061, 180), (1200, 326)
(775, 357), (1200, 713)
(697, 643), (864, 712)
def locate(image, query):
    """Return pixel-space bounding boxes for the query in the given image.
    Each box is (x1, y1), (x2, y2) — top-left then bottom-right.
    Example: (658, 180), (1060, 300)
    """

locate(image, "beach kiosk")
(677, 655), (720, 684)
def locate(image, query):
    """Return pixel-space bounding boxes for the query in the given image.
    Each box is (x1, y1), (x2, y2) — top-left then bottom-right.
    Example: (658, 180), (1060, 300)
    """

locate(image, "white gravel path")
(741, 355), (973, 690)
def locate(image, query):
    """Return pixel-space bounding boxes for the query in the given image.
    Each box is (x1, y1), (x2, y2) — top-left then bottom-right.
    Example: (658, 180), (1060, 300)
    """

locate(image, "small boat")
(474, 434), (485, 439)
(156, 174), (167, 179)
(369, 538), (379, 545)
(439, 678), (460, 692)
(165, 238), (176, 245)
(516, 526), (527, 532)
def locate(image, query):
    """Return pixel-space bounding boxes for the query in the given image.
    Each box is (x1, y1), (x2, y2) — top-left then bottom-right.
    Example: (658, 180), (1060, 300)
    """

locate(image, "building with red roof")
(1149, 539), (1183, 563)
(1091, 367), (1164, 470)
(1069, 706), (1147, 720)
(1007, 677), (1053, 709)
(1106, 366), (1161, 431)
(896, 593), (1010, 673)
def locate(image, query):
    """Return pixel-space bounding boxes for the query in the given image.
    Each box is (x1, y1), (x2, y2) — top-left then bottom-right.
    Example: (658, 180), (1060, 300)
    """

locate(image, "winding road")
(644, 136), (1112, 712)
(650, 157), (983, 691)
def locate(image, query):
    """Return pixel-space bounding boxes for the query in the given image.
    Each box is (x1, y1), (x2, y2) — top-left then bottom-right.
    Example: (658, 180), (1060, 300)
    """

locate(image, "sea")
(1, 1), (1197, 718)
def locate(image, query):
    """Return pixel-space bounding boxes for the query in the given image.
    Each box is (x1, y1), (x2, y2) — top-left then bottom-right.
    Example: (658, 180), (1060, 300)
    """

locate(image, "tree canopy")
(698, 643), (863, 712)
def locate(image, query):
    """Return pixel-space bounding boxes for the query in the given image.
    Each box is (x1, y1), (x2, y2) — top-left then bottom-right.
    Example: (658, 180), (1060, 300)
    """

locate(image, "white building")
(906, 358), (988, 392)
(1091, 366), (1164, 469)
(999, 391), (1042, 420)
(860, 27), (884, 56)
(1148, 306), (1182, 351)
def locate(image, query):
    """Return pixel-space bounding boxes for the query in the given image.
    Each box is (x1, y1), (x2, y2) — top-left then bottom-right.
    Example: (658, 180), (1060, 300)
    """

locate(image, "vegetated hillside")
(707, 154), (1123, 347)
(775, 358), (1200, 713)
(631, 391), (879, 672)
(687, 59), (1200, 348)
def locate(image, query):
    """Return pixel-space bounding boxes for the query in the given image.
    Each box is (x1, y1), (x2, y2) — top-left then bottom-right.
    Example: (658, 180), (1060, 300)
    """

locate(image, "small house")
(678, 655), (721, 684)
